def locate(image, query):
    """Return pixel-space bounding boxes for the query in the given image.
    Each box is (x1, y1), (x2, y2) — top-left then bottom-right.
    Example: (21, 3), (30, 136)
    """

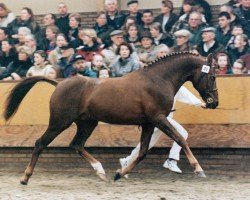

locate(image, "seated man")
(196, 27), (224, 57)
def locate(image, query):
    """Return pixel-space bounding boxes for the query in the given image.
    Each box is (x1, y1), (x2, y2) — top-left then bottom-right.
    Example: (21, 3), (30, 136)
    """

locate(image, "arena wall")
(0, 76), (249, 148)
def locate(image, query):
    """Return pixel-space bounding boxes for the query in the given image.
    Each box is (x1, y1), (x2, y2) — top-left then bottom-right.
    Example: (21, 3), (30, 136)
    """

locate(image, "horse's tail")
(4, 76), (58, 121)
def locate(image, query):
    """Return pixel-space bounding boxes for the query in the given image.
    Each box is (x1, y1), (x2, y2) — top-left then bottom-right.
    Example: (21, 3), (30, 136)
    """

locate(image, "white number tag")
(201, 65), (210, 73)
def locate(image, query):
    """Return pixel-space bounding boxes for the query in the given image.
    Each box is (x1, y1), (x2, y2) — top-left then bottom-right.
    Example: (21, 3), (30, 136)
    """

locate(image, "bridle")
(196, 58), (218, 104)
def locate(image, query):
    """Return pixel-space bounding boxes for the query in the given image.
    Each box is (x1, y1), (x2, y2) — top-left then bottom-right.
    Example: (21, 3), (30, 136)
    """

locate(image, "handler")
(120, 86), (206, 176)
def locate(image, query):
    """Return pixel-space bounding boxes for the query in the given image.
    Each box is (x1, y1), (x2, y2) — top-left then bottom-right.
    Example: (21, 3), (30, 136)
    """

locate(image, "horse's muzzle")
(206, 99), (219, 109)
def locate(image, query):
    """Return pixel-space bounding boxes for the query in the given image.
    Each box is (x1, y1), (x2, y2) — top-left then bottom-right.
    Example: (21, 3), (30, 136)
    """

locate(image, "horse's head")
(192, 53), (219, 109)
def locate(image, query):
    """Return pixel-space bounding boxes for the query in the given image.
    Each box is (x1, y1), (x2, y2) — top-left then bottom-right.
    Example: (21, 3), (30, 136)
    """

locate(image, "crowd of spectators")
(0, 0), (249, 81)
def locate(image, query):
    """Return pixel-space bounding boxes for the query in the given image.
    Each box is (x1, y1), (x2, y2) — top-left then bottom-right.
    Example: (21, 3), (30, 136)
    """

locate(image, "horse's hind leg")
(69, 120), (107, 181)
(114, 123), (154, 181)
(20, 122), (72, 185)
(155, 115), (206, 177)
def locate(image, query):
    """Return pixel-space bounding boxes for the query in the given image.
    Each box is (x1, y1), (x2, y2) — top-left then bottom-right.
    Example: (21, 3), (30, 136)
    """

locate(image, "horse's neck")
(154, 58), (195, 93)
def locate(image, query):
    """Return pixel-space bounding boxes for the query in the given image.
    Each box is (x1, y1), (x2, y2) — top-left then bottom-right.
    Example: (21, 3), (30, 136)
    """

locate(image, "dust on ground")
(0, 169), (249, 200)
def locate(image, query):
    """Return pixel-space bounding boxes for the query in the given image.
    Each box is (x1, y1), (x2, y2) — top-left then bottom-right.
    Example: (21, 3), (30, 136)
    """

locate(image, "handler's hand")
(201, 102), (207, 108)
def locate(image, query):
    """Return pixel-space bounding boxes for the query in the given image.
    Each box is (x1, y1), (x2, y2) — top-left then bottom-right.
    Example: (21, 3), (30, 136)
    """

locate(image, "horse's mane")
(145, 51), (201, 68)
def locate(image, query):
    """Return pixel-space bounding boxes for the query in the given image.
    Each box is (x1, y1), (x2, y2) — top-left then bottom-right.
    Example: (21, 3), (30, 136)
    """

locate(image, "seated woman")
(0, 45), (33, 80)
(0, 39), (17, 68)
(232, 59), (248, 74)
(77, 28), (103, 62)
(125, 23), (141, 49)
(26, 50), (53, 77)
(109, 42), (140, 77)
(0, 3), (16, 27)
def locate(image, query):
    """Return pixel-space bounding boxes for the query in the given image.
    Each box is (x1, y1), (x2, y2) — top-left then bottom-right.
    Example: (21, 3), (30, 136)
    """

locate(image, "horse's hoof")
(114, 172), (122, 181)
(20, 178), (28, 185)
(194, 171), (206, 178)
(96, 172), (108, 182)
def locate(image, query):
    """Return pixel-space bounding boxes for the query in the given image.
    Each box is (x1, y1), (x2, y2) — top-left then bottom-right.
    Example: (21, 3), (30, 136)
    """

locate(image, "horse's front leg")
(114, 123), (154, 181)
(154, 114), (206, 177)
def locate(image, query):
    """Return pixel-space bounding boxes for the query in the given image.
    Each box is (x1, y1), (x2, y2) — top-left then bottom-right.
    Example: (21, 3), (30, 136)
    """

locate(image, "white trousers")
(125, 117), (188, 163)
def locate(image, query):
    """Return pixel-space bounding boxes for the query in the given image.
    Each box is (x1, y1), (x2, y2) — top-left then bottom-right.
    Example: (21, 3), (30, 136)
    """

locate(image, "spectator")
(110, 42), (140, 77)
(26, 50), (53, 77)
(0, 27), (9, 46)
(93, 11), (114, 48)
(77, 28), (103, 62)
(234, 0), (250, 37)
(91, 54), (111, 78)
(15, 27), (31, 48)
(149, 22), (174, 47)
(43, 25), (60, 53)
(196, 27), (224, 57)
(121, 16), (136, 35)
(171, 11), (208, 46)
(101, 30), (124, 65)
(232, 59), (248, 74)
(58, 43), (76, 78)
(0, 45), (33, 80)
(126, 0), (143, 25)
(240, 53), (250, 72)
(154, 0), (179, 33)
(125, 23), (141, 48)
(227, 34), (250, 64)
(0, 39), (17, 68)
(136, 31), (157, 65)
(37, 13), (57, 50)
(171, 29), (193, 52)
(220, 5), (242, 27)
(226, 25), (244, 48)
(216, 12), (232, 47)
(68, 13), (81, 44)
(105, 0), (126, 30)
(139, 9), (154, 33)
(55, 2), (70, 37)
(72, 54), (96, 77)
(44, 66), (59, 79)
(179, 0), (211, 23)
(7, 7), (40, 37)
(0, 3), (16, 28)
(215, 52), (232, 75)
(153, 44), (170, 58)
(48, 33), (68, 67)
(24, 34), (39, 62)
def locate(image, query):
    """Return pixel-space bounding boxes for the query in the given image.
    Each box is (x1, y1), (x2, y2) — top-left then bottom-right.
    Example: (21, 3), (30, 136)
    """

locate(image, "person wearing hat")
(126, 0), (143, 25)
(71, 54), (97, 78)
(196, 26), (224, 57)
(58, 43), (77, 78)
(154, 0), (179, 33)
(77, 28), (103, 62)
(136, 31), (157, 65)
(105, 0), (126, 30)
(170, 29), (194, 52)
(101, 29), (124, 65)
(0, 45), (33, 80)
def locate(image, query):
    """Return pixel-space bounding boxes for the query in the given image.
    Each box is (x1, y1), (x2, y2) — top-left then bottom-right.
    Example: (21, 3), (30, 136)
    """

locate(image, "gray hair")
(18, 27), (31, 35)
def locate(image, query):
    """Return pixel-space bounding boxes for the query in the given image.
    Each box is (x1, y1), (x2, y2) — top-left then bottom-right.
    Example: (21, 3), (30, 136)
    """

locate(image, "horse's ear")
(207, 53), (213, 66)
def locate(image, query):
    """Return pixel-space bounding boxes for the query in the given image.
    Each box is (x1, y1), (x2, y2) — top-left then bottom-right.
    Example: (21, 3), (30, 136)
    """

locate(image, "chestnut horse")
(4, 52), (218, 184)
